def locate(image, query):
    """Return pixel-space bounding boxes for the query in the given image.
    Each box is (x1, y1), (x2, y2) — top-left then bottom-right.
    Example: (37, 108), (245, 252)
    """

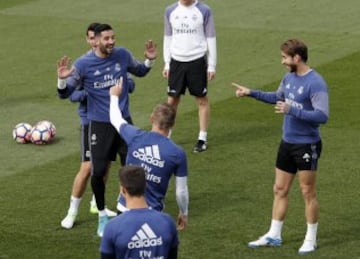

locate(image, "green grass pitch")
(0, 0), (360, 258)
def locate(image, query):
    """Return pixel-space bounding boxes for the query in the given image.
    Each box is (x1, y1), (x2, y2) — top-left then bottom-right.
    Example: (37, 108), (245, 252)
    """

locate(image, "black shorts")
(276, 140), (322, 174)
(80, 124), (90, 162)
(168, 56), (208, 97)
(89, 118), (132, 165)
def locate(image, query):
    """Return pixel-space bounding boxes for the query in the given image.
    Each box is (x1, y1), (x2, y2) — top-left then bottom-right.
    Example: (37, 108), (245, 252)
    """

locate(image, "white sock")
(305, 222), (318, 241)
(198, 131), (207, 142)
(267, 219), (283, 239)
(90, 195), (96, 205)
(69, 196), (81, 214)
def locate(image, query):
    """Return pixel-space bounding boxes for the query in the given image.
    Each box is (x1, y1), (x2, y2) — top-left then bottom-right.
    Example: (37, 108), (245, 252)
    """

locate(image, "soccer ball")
(12, 122), (32, 143)
(35, 120), (56, 141)
(30, 124), (52, 145)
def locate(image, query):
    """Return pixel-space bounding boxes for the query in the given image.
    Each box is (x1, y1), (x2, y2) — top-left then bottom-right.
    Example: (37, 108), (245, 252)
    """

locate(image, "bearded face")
(96, 30), (115, 56)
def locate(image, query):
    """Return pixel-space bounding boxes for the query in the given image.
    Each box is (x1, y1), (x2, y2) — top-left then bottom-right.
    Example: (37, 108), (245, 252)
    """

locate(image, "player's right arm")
(109, 77), (128, 131)
(232, 82), (280, 104)
(56, 56), (78, 99)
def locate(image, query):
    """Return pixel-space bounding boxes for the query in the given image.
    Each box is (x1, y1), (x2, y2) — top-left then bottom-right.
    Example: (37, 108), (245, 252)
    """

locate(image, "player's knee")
(196, 96), (209, 107)
(300, 184), (316, 200)
(92, 159), (109, 178)
(273, 183), (289, 198)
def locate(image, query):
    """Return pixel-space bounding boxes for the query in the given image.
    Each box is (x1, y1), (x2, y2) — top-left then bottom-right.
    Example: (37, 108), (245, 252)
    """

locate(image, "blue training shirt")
(100, 208), (179, 259)
(249, 69), (329, 144)
(58, 47), (150, 122)
(118, 124), (188, 211)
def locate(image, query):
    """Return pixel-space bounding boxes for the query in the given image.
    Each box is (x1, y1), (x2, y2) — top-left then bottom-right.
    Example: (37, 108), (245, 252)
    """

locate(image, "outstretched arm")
(232, 82), (251, 97)
(109, 77), (128, 131)
(232, 82), (279, 104)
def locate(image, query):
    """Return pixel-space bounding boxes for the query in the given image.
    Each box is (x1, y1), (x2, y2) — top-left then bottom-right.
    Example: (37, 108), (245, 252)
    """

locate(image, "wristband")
(144, 58), (155, 68)
(57, 78), (66, 89)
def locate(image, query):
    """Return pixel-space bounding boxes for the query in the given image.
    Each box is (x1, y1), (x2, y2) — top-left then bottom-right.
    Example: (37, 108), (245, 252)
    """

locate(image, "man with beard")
(56, 23), (157, 237)
(232, 38), (329, 255)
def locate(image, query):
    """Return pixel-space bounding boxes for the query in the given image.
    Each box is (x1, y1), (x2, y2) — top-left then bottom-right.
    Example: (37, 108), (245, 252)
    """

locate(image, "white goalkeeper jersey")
(163, 0), (217, 72)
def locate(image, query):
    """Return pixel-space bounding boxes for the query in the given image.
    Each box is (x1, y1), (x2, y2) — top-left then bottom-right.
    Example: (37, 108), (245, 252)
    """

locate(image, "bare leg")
(195, 96), (210, 134)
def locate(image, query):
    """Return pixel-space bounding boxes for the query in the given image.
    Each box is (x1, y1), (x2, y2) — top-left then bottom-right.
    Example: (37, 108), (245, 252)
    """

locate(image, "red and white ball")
(30, 123), (52, 145)
(12, 122), (32, 144)
(35, 120), (56, 142)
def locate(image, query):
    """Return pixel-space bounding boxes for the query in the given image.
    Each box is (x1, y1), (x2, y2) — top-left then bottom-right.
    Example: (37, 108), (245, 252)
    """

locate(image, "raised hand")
(109, 77), (123, 97)
(144, 40), (157, 60)
(57, 56), (75, 79)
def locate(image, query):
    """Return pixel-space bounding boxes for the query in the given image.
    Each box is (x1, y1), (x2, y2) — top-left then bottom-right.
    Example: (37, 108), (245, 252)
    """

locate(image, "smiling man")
(56, 23), (157, 237)
(232, 38), (329, 255)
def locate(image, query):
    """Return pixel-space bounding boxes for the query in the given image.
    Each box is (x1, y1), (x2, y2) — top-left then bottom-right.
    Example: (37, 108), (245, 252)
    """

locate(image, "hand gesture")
(232, 82), (250, 97)
(144, 40), (157, 60)
(177, 213), (188, 231)
(57, 56), (75, 79)
(275, 101), (290, 114)
(109, 77), (123, 97)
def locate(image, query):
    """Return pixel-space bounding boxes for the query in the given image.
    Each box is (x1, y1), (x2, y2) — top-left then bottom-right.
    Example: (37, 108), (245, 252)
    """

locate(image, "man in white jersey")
(233, 39), (329, 255)
(109, 78), (189, 231)
(100, 165), (179, 259)
(163, 0), (217, 152)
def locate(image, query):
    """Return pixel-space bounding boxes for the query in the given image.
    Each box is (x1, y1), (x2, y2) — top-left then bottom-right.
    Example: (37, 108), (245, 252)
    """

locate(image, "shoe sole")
(248, 237), (282, 248)
(299, 245), (318, 255)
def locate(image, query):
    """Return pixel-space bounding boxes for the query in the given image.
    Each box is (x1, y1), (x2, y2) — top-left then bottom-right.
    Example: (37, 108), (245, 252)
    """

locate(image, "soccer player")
(100, 165), (179, 259)
(233, 38), (329, 255)
(60, 22), (118, 230)
(57, 23), (157, 237)
(109, 78), (189, 231)
(163, 0), (217, 152)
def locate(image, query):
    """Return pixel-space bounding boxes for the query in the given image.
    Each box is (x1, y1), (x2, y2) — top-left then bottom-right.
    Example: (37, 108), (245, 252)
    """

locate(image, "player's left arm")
(127, 40), (157, 76)
(69, 88), (87, 103)
(276, 87), (329, 124)
(175, 175), (188, 230)
(205, 7), (216, 80)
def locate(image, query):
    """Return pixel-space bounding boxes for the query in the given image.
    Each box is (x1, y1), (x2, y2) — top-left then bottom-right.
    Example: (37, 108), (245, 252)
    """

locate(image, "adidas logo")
(132, 145), (165, 168)
(303, 153), (311, 162)
(128, 223), (163, 249)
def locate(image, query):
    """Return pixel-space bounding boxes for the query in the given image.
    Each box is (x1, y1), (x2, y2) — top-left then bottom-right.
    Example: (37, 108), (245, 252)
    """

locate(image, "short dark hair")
(280, 38), (308, 62)
(94, 23), (113, 36)
(119, 165), (146, 197)
(86, 22), (101, 35)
